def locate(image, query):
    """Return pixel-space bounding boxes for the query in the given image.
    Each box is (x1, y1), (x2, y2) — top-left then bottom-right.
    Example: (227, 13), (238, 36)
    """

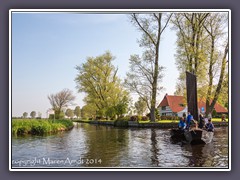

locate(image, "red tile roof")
(198, 100), (228, 113)
(158, 94), (228, 113)
(159, 94), (186, 113)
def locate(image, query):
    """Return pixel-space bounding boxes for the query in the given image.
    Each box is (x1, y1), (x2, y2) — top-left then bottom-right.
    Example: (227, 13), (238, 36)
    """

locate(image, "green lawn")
(212, 118), (228, 122)
(138, 120), (178, 123)
(138, 118), (228, 124)
(72, 118), (228, 124)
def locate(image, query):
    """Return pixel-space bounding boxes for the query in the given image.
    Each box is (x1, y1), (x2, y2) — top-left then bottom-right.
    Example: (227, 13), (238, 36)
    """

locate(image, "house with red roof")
(158, 94), (228, 117)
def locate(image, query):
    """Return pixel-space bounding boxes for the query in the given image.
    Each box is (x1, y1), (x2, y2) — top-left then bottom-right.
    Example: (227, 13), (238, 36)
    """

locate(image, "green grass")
(212, 118), (228, 122)
(12, 119), (73, 136)
(138, 120), (179, 123)
(138, 118), (228, 124)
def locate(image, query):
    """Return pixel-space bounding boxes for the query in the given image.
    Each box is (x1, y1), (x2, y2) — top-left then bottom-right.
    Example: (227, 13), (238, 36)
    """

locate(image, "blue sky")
(12, 12), (178, 118)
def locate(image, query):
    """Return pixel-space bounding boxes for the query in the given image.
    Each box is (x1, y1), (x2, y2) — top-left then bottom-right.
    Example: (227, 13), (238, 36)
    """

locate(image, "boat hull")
(170, 128), (213, 145)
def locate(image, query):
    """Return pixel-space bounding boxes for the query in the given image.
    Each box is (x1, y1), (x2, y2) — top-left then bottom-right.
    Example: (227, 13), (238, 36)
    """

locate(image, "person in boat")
(204, 116), (208, 125)
(186, 112), (193, 130)
(178, 117), (186, 130)
(205, 118), (214, 132)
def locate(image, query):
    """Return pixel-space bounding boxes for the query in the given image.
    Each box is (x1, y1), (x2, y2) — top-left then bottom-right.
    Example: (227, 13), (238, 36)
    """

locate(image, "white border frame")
(9, 9), (231, 172)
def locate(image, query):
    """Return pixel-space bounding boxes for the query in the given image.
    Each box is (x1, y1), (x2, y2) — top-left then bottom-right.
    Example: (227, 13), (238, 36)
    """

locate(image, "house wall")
(159, 106), (175, 116)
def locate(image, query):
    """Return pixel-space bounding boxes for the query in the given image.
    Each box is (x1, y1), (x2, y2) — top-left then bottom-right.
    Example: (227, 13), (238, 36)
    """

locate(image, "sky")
(11, 11), (178, 118)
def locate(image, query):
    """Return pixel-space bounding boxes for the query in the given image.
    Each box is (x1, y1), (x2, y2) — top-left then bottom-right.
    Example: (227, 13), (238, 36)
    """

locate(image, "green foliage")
(81, 104), (97, 119)
(12, 119), (73, 136)
(74, 106), (81, 118)
(117, 116), (130, 121)
(54, 110), (65, 120)
(23, 112), (28, 118)
(172, 13), (229, 115)
(212, 109), (217, 118)
(65, 108), (74, 119)
(75, 51), (130, 118)
(30, 111), (36, 119)
(49, 114), (55, 119)
(105, 106), (116, 119)
(114, 94), (129, 117)
(134, 97), (148, 116)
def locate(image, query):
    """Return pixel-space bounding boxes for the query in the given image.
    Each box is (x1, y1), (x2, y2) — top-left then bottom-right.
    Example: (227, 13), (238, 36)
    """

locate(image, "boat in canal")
(170, 128), (213, 145)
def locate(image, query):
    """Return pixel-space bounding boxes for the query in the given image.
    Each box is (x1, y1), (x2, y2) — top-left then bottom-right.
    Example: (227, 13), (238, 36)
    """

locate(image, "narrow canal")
(12, 123), (229, 168)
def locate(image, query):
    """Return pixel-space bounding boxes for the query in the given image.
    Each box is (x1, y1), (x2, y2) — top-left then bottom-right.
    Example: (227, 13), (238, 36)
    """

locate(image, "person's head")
(208, 118), (212, 122)
(188, 112), (191, 115)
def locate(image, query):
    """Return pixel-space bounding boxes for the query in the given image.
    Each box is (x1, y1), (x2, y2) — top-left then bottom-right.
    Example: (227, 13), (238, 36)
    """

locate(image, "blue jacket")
(178, 120), (186, 129)
(187, 114), (193, 124)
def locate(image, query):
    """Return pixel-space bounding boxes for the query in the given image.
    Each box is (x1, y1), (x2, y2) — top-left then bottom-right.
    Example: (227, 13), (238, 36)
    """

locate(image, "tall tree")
(75, 51), (130, 118)
(74, 106), (81, 119)
(173, 13), (209, 97)
(30, 111), (36, 119)
(203, 13), (228, 115)
(172, 12), (228, 115)
(125, 13), (172, 122)
(48, 89), (76, 119)
(23, 112), (28, 118)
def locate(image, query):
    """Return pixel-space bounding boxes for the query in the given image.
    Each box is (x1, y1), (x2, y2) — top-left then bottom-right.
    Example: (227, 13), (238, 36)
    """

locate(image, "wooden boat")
(170, 128), (213, 145)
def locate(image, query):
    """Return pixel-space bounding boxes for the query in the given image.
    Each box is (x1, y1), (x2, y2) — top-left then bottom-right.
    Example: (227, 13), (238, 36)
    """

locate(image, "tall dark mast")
(186, 71), (198, 121)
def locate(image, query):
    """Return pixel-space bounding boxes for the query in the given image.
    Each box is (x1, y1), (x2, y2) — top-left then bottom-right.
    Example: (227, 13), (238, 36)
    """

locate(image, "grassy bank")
(12, 119), (73, 136)
(73, 118), (228, 128)
(138, 118), (228, 123)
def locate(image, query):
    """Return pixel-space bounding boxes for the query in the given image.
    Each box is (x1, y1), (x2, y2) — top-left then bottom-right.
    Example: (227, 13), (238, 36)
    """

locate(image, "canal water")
(12, 123), (229, 168)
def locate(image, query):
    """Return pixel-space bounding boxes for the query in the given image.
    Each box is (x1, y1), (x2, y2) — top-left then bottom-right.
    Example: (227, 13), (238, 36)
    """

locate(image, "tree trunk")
(150, 13), (161, 122)
(205, 37), (215, 116)
(208, 43), (228, 115)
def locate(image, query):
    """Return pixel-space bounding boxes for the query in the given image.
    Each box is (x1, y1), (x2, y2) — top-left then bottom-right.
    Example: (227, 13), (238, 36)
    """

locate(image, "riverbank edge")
(12, 119), (74, 136)
(73, 120), (228, 128)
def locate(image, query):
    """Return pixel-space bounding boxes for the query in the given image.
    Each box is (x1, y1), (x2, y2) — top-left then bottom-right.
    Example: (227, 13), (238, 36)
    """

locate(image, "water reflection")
(150, 129), (159, 166)
(181, 127), (229, 168)
(12, 124), (228, 168)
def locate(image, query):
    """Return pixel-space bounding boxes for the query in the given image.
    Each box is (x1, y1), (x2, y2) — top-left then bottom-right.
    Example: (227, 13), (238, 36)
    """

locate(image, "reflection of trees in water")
(150, 129), (160, 166)
(82, 124), (128, 167)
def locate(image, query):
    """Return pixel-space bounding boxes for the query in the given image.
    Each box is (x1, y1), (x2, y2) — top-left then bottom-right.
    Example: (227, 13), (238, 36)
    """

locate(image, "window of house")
(162, 106), (166, 110)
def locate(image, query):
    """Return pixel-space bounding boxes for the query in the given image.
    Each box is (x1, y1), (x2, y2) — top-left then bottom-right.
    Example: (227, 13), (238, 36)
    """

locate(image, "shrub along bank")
(12, 119), (73, 136)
